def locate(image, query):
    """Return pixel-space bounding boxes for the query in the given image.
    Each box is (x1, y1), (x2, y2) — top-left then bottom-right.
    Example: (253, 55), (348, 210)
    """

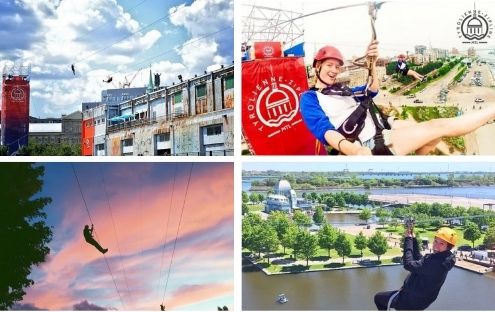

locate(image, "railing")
(172, 149), (234, 156)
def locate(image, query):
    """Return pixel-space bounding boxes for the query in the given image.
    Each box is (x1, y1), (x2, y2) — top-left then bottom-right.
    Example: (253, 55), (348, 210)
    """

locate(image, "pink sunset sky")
(19, 162), (233, 311)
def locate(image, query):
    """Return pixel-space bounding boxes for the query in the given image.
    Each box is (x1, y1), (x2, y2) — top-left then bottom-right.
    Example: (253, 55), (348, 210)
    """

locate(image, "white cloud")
(170, 0), (233, 37)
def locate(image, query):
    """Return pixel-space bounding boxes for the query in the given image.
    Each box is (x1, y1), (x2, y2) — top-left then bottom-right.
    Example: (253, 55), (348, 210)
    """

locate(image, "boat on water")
(277, 294), (288, 304)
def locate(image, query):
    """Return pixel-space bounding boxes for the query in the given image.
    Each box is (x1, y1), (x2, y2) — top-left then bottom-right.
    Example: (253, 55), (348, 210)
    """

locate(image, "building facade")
(83, 65), (234, 156)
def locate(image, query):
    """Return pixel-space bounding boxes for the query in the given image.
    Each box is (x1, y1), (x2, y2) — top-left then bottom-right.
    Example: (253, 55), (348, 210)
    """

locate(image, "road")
(374, 63), (495, 155)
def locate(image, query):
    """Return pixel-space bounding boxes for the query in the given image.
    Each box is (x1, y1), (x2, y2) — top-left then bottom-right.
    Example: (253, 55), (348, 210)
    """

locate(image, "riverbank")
(369, 193), (495, 209)
(243, 254), (402, 276)
(248, 183), (495, 192)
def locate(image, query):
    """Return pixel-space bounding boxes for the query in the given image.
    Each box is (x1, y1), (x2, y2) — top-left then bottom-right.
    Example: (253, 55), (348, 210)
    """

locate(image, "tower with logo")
(1, 64), (31, 155)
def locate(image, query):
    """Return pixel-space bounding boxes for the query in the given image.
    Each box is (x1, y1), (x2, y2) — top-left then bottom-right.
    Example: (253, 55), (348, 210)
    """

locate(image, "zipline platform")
(455, 257), (494, 274)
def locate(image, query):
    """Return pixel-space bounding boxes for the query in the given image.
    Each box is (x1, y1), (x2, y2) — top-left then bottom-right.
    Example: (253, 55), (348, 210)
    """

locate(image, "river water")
(242, 259), (495, 310)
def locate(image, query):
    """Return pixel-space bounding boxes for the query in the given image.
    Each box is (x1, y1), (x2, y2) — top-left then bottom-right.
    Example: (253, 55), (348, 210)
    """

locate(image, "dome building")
(265, 179), (298, 213)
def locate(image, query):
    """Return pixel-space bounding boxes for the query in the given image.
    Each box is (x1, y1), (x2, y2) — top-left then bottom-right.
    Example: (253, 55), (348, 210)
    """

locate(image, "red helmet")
(313, 45), (344, 67)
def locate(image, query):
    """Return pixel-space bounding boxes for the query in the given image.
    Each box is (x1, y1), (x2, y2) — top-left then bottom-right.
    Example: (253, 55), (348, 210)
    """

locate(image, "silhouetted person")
(71, 64), (75, 75)
(222, 306), (228, 311)
(217, 307), (222, 311)
(83, 224), (108, 254)
(103, 76), (113, 83)
(160, 304), (165, 311)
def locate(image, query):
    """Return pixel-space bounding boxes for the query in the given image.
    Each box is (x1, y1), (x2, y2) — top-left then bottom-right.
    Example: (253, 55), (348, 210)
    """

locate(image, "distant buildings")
(468, 47), (476, 57)
(29, 111), (82, 145)
(414, 45), (427, 55)
(264, 179), (313, 213)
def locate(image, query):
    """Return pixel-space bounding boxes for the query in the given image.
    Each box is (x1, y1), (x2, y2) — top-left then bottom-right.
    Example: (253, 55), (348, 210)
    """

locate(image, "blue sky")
(243, 161), (495, 173)
(0, 0), (233, 118)
(18, 162), (233, 311)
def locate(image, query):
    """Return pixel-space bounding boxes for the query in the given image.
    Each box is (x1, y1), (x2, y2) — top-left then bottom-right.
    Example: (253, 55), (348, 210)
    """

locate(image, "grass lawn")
(383, 225), (485, 247)
(247, 204), (264, 212)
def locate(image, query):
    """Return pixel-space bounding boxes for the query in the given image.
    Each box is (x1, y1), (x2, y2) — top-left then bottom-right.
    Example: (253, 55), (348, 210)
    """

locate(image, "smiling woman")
(1, 162), (234, 311)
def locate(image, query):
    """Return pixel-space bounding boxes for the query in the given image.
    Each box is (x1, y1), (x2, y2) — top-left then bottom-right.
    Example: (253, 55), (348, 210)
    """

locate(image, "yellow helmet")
(435, 227), (458, 246)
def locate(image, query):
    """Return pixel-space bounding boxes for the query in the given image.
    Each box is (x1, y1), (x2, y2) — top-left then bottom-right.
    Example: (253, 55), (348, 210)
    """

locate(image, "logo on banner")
(246, 76), (304, 138)
(263, 46), (274, 57)
(11, 88), (25, 101)
(457, 4), (493, 43)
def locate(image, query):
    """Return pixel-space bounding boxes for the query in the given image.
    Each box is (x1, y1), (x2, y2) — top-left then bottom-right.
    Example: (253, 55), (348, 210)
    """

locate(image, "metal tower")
(241, 4), (304, 48)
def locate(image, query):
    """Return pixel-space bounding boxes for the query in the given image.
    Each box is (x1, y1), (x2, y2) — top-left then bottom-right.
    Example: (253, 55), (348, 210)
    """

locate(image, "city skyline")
(0, 0), (233, 118)
(243, 161), (495, 173)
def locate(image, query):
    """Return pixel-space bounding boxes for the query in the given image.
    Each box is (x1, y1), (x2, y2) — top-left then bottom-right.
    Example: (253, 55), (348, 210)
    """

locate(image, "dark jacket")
(83, 227), (93, 242)
(395, 237), (455, 310)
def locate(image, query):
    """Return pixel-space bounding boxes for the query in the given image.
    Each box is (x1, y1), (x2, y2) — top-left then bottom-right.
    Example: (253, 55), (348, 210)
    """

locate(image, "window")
(206, 125), (222, 136)
(121, 138), (133, 156)
(224, 75), (234, 90)
(173, 92), (182, 104)
(195, 84), (207, 114)
(156, 133), (170, 142)
(196, 84), (206, 98)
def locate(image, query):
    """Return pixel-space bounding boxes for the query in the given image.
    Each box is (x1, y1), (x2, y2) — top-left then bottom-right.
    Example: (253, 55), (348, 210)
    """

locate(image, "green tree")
(318, 223), (337, 257)
(354, 231), (368, 257)
(267, 211), (290, 241)
(325, 196), (336, 210)
(292, 210), (312, 228)
(375, 208), (390, 229)
(313, 207), (325, 225)
(242, 191), (249, 204)
(483, 225), (495, 249)
(260, 226), (279, 264)
(359, 208), (372, 224)
(0, 163), (53, 309)
(249, 192), (258, 204)
(295, 230), (318, 267)
(334, 232), (352, 264)
(335, 193), (346, 208)
(242, 203), (249, 215)
(242, 214), (264, 253)
(281, 224), (298, 258)
(390, 218), (400, 231)
(257, 193), (265, 203)
(464, 221), (482, 248)
(367, 231), (388, 261)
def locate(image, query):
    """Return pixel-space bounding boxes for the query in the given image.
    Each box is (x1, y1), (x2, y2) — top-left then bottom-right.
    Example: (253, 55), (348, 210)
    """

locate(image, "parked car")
(475, 98), (484, 103)
(407, 94), (416, 98)
(413, 99), (423, 103)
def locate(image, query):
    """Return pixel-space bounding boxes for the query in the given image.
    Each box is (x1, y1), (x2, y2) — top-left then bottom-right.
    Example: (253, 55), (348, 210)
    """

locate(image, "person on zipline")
(83, 224), (108, 254)
(300, 41), (495, 155)
(160, 304), (165, 311)
(373, 226), (457, 310)
(396, 54), (425, 82)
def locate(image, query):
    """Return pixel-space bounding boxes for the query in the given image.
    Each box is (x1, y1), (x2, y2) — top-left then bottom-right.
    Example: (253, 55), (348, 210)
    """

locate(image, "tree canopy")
(0, 163), (53, 310)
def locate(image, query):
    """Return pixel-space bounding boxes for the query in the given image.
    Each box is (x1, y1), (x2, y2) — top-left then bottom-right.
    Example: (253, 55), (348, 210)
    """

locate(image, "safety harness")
(313, 84), (393, 155)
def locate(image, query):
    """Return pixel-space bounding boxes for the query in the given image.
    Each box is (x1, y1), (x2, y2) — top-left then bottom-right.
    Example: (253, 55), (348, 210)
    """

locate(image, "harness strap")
(387, 290), (400, 311)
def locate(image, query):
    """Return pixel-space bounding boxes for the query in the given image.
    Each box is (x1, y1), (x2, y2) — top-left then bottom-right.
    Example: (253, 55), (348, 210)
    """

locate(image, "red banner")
(242, 57), (326, 155)
(253, 42), (283, 59)
(81, 118), (94, 156)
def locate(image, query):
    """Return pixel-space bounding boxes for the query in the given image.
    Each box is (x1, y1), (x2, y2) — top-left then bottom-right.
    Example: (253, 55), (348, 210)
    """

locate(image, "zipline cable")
(161, 163), (194, 306)
(75, 0), (194, 64)
(157, 164), (179, 305)
(71, 164), (126, 311)
(99, 165), (132, 309)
